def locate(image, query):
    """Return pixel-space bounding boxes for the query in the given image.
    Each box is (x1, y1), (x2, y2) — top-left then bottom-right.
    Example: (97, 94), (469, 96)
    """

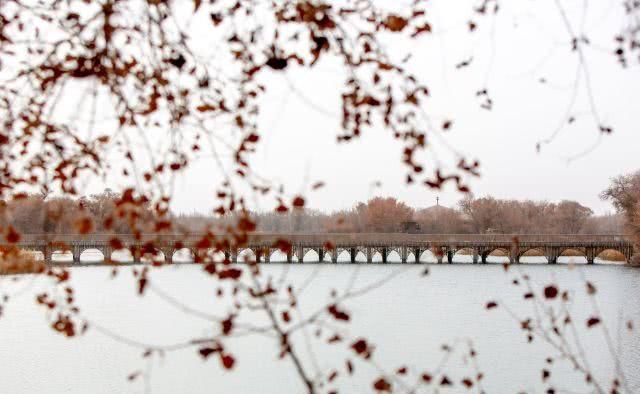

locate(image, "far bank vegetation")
(1, 192), (624, 236)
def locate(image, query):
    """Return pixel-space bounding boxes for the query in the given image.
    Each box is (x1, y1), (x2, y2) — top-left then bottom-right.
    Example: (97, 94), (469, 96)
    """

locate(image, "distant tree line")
(0, 191), (627, 236)
(181, 196), (623, 235)
(0, 189), (153, 235)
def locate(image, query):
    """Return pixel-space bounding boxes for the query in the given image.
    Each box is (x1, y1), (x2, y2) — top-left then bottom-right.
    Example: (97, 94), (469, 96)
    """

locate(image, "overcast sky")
(80, 0), (639, 216)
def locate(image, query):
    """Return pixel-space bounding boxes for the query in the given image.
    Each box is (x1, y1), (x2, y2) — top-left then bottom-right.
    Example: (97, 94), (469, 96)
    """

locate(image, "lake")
(0, 261), (638, 393)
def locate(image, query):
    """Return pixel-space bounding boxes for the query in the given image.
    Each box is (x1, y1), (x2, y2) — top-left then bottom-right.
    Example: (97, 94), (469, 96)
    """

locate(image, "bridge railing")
(5, 233), (632, 246)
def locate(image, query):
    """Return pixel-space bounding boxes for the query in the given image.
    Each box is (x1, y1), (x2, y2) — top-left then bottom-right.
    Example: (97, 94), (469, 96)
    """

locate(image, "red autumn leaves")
(327, 304), (350, 321)
(381, 13), (432, 38)
(196, 315), (239, 370)
(218, 268), (242, 280)
(488, 281), (603, 329)
(198, 343), (236, 370)
(74, 216), (94, 235)
(351, 338), (373, 359)
(383, 15), (408, 32)
(275, 195), (306, 213)
(544, 285), (559, 299)
(4, 226), (20, 243)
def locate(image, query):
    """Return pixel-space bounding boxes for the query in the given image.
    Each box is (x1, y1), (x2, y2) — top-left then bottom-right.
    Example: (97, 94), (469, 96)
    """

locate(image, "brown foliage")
(459, 196), (594, 234)
(601, 170), (640, 261)
(0, 247), (46, 275)
(211, 195), (615, 235)
(0, 190), (154, 235)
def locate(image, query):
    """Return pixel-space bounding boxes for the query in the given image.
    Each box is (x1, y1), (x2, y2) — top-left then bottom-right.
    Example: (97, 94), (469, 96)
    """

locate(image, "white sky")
(82, 0), (639, 215)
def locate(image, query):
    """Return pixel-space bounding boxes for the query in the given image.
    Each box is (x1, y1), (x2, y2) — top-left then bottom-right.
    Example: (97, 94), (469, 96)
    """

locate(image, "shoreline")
(3, 259), (637, 276)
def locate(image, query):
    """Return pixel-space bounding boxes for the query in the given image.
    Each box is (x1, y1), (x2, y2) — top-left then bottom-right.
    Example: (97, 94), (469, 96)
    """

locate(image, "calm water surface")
(1, 261), (638, 393)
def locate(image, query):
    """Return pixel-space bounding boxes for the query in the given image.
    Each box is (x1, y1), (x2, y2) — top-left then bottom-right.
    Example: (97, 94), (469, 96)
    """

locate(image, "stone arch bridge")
(3, 233), (634, 265)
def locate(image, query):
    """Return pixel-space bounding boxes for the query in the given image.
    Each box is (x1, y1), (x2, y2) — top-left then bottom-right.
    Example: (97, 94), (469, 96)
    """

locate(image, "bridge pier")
(187, 248), (196, 262)
(481, 251), (488, 264)
(264, 248), (271, 263)
(366, 247), (373, 263)
(260, 247), (273, 263)
(350, 248), (356, 263)
(129, 246), (142, 262)
(546, 247), (559, 265)
(472, 250), (479, 264)
(585, 247), (595, 264)
(414, 248), (421, 263)
(72, 245), (81, 263)
(331, 251), (338, 263)
(318, 248), (325, 262)
(401, 247), (408, 263)
(286, 250), (293, 263)
(446, 250), (453, 264)
(436, 253), (443, 264)
(381, 248), (388, 264)
(627, 244), (635, 263)
(510, 244), (520, 264)
(160, 247), (174, 263)
(296, 247), (305, 263)
(103, 246), (112, 262)
(39, 246), (53, 263)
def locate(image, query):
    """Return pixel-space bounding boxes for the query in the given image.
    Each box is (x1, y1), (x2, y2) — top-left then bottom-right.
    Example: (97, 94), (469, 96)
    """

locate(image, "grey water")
(0, 262), (638, 393)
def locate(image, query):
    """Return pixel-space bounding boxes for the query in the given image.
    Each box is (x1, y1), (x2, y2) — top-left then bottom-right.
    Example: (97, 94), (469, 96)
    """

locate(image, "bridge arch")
(386, 250), (401, 263)
(335, 249), (351, 263)
(351, 250), (365, 263)
(452, 248), (476, 264)
(405, 251), (417, 263)
(302, 249), (319, 263)
(173, 248), (195, 263)
(80, 248), (105, 263)
(559, 248), (585, 257)
(269, 249), (287, 262)
(418, 249), (437, 263)
(355, 246), (368, 256)
(321, 250), (333, 262)
(595, 249), (627, 263)
(202, 249), (226, 262)
(51, 249), (73, 262)
(484, 248), (509, 263)
(557, 248), (587, 264)
(521, 247), (544, 256)
(140, 249), (164, 263)
(369, 250), (382, 263)
(21, 249), (45, 261)
(111, 248), (134, 262)
(519, 248), (548, 264)
(237, 248), (257, 263)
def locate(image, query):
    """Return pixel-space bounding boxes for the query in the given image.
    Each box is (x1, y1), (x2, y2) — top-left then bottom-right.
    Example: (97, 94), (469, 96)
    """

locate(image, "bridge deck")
(1, 233), (634, 265)
(5, 233), (632, 244)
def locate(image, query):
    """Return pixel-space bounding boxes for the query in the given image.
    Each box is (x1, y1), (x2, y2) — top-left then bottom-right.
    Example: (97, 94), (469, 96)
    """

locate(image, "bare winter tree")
(601, 171), (640, 263)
